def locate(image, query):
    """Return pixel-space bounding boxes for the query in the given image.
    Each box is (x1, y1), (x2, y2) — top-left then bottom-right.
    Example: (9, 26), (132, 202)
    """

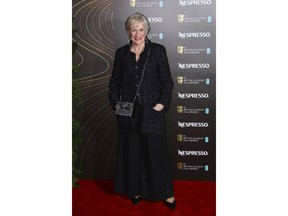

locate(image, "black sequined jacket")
(108, 40), (174, 134)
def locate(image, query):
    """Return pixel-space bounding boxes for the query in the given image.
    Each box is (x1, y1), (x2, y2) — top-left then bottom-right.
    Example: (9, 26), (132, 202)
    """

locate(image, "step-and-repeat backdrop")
(72, 0), (215, 181)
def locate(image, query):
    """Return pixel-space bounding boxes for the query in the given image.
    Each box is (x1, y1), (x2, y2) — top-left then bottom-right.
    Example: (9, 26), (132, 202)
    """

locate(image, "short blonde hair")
(125, 12), (150, 33)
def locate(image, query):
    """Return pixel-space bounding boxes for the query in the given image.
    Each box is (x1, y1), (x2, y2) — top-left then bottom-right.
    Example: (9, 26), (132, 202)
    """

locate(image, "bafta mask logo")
(177, 134), (183, 142)
(177, 76), (184, 84)
(177, 46), (184, 54)
(178, 14), (185, 23)
(177, 106), (183, 113)
(130, 0), (136, 7)
(177, 163), (183, 170)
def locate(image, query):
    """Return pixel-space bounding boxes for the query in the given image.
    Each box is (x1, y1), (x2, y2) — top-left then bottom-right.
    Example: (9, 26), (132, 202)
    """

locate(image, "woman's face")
(128, 22), (147, 46)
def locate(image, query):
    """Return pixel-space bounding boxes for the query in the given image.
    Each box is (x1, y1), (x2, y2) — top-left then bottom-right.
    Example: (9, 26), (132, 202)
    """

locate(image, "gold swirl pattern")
(73, 0), (116, 179)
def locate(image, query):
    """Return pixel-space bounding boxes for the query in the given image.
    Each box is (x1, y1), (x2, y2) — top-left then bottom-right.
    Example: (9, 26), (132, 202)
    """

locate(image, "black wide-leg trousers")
(114, 101), (174, 201)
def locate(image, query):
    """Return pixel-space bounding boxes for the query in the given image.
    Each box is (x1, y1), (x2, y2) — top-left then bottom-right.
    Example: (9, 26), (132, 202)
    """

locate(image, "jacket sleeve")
(108, 50), (122, 109)
(157, 45), (174, 111)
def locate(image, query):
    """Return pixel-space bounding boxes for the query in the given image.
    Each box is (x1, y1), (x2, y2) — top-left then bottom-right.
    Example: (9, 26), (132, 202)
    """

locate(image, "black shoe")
(130, 196), (142, 205)
(165, 200), (176, 209)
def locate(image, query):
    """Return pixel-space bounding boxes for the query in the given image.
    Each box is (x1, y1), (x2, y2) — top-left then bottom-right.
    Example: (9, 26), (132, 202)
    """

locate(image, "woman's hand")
(153, 103), (164, 112)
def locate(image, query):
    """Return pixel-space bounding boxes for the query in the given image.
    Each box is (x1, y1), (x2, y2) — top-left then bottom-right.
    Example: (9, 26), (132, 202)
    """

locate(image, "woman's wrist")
(153, 103), (164, 111)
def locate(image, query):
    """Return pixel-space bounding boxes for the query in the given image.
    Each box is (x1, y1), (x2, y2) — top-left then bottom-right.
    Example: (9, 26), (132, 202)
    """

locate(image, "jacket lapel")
(121, 46), (134, 74)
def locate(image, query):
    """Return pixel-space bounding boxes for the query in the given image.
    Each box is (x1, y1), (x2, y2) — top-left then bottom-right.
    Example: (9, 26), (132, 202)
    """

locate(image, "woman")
(108, 12), (176, 209)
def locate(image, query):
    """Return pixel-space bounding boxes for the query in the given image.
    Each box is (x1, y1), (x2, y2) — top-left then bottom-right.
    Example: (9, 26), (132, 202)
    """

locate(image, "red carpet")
(73, 180), (216, 216)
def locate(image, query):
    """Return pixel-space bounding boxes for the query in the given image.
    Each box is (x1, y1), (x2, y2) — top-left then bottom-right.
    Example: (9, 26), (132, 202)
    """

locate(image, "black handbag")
(115, 47), (151, 117)
(115, 101), (134, 117)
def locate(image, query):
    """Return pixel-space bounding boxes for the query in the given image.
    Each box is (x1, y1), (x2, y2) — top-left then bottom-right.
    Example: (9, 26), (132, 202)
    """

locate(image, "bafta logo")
(177, 106), (183, 113)
(177, 163), (183, 170)
(177, 134), (183, 142)
(178, 14), (185, 23)
(130, 0), (136, 7)
(177, 76), (184, 84)
(177, 46), (184, 54)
